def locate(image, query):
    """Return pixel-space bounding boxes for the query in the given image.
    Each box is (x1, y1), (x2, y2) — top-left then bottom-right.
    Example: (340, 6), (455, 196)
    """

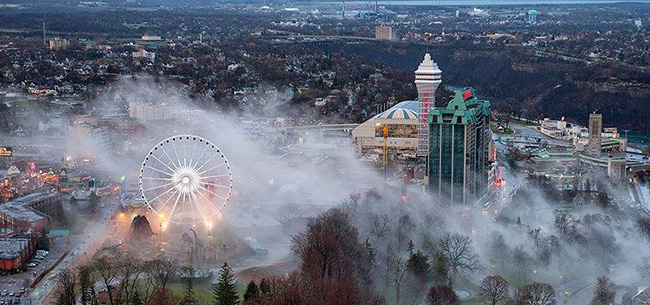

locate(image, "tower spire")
(414, 53), (442, 157)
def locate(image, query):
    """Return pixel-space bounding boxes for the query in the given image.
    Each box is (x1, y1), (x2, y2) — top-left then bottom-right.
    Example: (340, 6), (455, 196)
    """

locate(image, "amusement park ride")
(138, 135), (233, 231)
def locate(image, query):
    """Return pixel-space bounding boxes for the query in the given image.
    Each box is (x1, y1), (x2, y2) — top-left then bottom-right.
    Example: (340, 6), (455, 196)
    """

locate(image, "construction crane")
(383, 125), (388, 176)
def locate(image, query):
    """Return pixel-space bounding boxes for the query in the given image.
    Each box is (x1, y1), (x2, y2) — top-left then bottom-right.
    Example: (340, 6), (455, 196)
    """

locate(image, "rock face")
(129, 215), (155, 241)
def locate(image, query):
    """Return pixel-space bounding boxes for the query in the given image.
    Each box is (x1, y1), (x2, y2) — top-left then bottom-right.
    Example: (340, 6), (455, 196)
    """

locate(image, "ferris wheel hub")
(171, 165), (201, 196)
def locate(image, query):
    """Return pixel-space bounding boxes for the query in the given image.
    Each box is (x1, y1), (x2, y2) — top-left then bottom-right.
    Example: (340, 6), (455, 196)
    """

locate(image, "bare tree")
(512, 246), (533, 284)
(79, 265), (98, 305)
(116, 257), (146, 305)
(95, 258), (122, 305)
(479, 275), (510, 305)
(370, 213), (391, 239)
(427, 284), (459, 305)
(637, 217), (650, 238)
(517, 282), (556, 305)
(487, 232), (510, 268)
(638, 256), (650, 279)
(55, 269), (78, 305)
(554, 212), (580, 240)
(292, 207), (377, 304)
(386, 252), (408, 305)
(438, 233), (481, 277)
(142, 258), (178, 304)
(592, 276), (615, 305)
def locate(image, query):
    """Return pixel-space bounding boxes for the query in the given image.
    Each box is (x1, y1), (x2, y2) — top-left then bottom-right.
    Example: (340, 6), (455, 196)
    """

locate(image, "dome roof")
(375, 108), (418, 120)
(372, 100), (419, 120)
(391, 100), (419, 112)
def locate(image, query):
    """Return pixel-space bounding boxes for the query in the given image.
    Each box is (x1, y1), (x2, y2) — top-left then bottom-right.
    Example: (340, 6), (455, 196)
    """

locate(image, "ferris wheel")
(139, 135), (233, 226)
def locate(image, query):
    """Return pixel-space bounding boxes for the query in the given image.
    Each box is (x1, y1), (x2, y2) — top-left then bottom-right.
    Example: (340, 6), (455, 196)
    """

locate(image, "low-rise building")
(0, 238), (33, 271)
(352, 101), (419, 153)
(375, 25), (395, 40)
(0, 193), (60, 233)
(128, 101), (171, 121)
(132, 49), (156, 62)
(49, 38), (71, 51)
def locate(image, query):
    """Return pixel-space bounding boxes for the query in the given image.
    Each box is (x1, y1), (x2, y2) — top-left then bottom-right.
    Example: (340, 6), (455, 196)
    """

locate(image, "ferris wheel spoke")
(202, 181), (230, 189)
(198, 186), (218, 212)
(197, 163), (227, 176)
(141, 177), (174, 181)
(157, 188), (179, 211)
(194, 144), (210, 169)
(189, 189), (207, 217)
(190, 140), (199, 164)
(147, 188), (175, 206)
(167, 190), (183, 224)
(199, 174), (230, 180)
(159, 144), (180, 170)
(196, 184), (226, 201)
(171, 139), (183, 168)
(195, 152), (220, 172)
(149, 154), (177, 174)
(144, 165), (174, 177)
(142, 181), (176, 193)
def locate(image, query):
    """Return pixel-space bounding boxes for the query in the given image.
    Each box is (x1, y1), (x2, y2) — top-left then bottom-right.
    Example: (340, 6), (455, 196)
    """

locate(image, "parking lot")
(0, 237), (70, 304)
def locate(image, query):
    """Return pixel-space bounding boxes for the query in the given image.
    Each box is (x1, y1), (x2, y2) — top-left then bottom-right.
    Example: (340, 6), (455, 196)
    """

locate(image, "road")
(28, 197), (119, 304)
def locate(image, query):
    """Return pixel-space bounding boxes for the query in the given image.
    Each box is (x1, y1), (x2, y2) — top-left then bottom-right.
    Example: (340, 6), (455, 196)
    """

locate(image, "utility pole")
(342, 0), (345, 19)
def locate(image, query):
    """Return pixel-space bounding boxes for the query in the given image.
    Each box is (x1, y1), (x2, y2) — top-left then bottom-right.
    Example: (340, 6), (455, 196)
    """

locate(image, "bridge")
(628, 163), (650, 175)
(267, 35), (379, 42)
(273, 123), (359, 133)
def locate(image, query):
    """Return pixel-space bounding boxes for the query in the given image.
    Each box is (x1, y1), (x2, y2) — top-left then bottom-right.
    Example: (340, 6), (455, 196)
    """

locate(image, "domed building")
(352, 101), (419, 153)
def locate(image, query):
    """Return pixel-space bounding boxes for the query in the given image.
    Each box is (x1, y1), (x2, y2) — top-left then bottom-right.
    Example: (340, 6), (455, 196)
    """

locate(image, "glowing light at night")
(139, 135), (233, 225)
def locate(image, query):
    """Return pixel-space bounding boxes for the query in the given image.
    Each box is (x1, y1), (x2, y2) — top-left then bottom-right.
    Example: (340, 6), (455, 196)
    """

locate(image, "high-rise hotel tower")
(415, 53), (442, 157)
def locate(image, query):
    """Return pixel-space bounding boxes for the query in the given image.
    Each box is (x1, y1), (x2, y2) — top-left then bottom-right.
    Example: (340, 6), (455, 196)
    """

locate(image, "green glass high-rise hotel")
(427, 89), (492, 205)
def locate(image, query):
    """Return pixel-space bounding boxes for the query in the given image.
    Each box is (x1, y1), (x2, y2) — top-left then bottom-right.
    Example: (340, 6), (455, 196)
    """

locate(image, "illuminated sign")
(462, 90), (473, 100)
(423, 92), (429, 122)
(0, 147), (12, 157)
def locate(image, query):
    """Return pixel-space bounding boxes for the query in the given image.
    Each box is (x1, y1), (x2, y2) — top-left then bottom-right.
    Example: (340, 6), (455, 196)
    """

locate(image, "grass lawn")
(509, 118), (541, 127)
(461, 298), (484, 305)
(168, 281), (247, 304)
(490, 123), (514, 134)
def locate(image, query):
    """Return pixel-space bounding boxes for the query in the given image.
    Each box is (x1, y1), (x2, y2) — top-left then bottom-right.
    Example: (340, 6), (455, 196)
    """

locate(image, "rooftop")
(0, 238), (30, 259)
(370, 100), (419, 121)
(414, 53), (442, 81)
(0, 192), (58, 223)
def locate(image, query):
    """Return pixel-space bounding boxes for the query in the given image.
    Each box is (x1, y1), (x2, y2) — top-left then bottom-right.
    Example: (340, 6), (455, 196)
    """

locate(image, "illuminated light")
(158, 213), (165, 219)
(401, 195), (408, 202)
(462, 90), (473, 100)
(119, 213), (126, 219)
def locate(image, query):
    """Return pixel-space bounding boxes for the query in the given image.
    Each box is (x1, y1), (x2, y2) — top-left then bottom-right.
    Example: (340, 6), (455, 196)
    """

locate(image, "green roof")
(427, 88), (491, 125)
(48, 229), (70, 237)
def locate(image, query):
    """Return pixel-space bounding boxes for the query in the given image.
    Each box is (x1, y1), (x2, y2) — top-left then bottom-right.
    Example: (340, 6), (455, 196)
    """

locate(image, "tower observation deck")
(415, 53), (442, 157)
